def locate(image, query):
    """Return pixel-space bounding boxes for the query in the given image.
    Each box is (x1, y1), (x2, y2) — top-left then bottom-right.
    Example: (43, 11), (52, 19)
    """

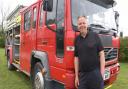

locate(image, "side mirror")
(115, 11), (119, 23)
(43, 0), (53, 12)
(114, 11), (119, 33)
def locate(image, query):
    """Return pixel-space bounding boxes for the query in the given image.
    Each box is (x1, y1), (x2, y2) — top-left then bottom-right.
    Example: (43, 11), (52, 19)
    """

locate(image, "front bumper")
(104, 63), (120, 86)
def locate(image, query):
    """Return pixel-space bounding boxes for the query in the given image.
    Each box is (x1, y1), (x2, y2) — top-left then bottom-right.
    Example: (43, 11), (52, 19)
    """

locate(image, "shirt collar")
(79, 29), (89, 39)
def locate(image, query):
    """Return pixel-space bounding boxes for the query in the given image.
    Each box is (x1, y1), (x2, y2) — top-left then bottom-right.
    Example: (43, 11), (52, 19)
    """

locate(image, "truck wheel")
(7, 53), (15, 70)
(33, 62), (45, 89)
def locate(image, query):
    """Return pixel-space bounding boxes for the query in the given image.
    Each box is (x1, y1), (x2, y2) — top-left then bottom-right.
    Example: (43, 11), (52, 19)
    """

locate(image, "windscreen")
(71, 0), (116, 30)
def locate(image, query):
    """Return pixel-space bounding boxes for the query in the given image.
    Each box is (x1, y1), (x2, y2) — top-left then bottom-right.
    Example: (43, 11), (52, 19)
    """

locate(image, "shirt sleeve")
(74, 38), (78, 57)
(95, 33), (104, 52)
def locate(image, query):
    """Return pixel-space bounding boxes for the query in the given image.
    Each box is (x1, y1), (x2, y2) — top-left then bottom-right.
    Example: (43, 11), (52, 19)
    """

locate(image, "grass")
(0, 48), (32, 89)
(0, 48), (128, 89)
(111, 62), (128, 89)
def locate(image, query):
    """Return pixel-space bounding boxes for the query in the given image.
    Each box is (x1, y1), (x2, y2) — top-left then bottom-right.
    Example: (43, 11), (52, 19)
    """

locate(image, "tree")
(0, 1), (10, 37)
(0, 2), (10, 47)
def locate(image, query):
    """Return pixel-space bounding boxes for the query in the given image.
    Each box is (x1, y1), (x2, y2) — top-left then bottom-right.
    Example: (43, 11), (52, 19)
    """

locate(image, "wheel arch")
(30, 51), (51, 81)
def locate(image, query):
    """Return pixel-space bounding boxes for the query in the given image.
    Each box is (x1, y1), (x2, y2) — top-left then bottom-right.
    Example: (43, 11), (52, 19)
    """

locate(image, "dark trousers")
(78, 69), (104, 89)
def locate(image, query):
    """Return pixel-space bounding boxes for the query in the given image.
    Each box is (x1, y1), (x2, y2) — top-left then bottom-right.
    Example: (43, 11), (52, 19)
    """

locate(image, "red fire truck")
(5, 0), (120, 89)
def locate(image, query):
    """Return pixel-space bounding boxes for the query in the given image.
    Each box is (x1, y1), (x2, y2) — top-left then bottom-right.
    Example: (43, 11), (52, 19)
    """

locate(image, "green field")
(0, 48), (31, 89)
(111, 62), (128, 89)
(0, 48), (128, 89)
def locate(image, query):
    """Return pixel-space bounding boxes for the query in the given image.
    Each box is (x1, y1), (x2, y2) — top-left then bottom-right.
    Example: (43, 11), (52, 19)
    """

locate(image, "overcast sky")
(0, 0), (128, 36)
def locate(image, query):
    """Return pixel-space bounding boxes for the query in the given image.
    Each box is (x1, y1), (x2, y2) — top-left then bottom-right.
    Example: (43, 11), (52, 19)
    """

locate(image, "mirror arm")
(44, 0), (57, 33)
(43, 0), (58, 33)
(47, 25), (57, 33)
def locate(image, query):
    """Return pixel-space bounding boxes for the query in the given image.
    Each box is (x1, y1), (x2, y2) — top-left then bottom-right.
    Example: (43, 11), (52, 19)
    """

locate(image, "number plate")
(104, 69), (110, 80)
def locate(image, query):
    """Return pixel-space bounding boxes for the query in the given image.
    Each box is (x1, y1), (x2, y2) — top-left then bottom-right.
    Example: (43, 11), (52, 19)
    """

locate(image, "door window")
(24, 10), (31, 31)
(46, 0), (64, 57)
(40, 3), (44, 27)
(32, 7), (37, 28)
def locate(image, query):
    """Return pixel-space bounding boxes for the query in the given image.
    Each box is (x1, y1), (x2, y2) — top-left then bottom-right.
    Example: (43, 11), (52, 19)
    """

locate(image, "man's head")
(77, 16), (88, 35)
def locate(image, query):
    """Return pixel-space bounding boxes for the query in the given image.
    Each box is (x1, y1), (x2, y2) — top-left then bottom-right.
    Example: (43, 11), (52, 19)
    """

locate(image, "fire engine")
(5, 0), (120, 89)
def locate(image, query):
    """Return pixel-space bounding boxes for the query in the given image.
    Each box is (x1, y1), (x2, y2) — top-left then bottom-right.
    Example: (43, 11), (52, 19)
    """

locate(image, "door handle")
(41, 40), (48, 45)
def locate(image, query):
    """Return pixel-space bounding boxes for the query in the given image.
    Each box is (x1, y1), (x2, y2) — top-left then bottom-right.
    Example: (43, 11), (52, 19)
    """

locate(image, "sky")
(0, 0), (128, 36)
(114, 0), (128, 36)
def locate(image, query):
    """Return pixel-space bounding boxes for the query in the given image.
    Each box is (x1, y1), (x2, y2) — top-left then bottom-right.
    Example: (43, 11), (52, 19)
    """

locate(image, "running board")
(12, 63), (20, 69)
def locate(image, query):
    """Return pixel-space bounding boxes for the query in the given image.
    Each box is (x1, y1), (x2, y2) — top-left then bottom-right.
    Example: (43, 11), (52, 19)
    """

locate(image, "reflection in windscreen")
(71, 0), (116, 29)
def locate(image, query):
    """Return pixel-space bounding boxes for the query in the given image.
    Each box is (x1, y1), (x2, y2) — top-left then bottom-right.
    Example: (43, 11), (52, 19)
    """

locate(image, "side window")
(40, 3), (44, 27)
(32, 7), (37, 28)
(46, 0), (57, 25)
(56, 0), (64, 57)
(46, 0), (64, 57)
(24, 10), (31, 31)
(56, 0), (64, 28)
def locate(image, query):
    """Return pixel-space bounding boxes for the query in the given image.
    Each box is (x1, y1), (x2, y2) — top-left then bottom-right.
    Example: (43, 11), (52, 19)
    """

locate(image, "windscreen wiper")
(110, 28), (117, 31)
(89, 23), (105, 29)
(89, 24), (111, 34)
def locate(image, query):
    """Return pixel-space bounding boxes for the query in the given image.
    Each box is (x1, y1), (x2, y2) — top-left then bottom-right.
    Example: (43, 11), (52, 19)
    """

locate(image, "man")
(74, 16), (105, 89)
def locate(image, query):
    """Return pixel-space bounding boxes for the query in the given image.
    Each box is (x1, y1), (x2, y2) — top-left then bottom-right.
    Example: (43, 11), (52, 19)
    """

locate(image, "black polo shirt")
(75, 31), (104, 72)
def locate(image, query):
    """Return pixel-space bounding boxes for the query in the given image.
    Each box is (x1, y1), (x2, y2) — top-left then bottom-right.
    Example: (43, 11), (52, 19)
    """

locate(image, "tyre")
(32, 62), (64, 89)
(7, 53), (15, 70)
(33, 62), (45, 89)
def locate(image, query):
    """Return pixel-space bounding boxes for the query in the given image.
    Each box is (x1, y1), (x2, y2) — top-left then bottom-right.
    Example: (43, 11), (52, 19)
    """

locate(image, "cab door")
(31, 4), (38, 52)
(43, 0), (65, 82)
(20, 9), (32, 74)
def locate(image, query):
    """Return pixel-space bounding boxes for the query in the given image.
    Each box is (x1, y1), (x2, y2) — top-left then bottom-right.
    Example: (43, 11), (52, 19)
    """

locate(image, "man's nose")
(81, 23), (84, 26)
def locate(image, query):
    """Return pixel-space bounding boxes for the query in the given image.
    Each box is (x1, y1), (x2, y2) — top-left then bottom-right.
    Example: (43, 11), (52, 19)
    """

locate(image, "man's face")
(77, 17), (88, 33)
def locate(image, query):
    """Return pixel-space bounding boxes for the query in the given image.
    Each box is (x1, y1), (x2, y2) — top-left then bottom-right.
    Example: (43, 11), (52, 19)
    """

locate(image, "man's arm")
(74, 57), (79, 77)
(99, 50), (105, 78)
(74, 56), (79, 88)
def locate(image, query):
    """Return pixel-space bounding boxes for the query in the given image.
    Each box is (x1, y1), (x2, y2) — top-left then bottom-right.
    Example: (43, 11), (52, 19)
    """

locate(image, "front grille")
(99, 35), (112, 47)
(104, 48), (118, 61)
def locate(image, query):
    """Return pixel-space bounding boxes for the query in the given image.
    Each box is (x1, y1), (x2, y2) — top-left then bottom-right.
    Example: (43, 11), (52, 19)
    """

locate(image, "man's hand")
(74, 57), (79, 88)
(99, 50), (105, 79)
(101, 69), (104, 79)
(75, 76), (79, 88)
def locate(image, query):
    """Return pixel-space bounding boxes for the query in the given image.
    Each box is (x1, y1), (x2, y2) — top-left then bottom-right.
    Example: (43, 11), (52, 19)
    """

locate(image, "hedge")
(119, 37), (128, 62)
(0, 31), (5, 48)
(0, 37), (5, 48)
